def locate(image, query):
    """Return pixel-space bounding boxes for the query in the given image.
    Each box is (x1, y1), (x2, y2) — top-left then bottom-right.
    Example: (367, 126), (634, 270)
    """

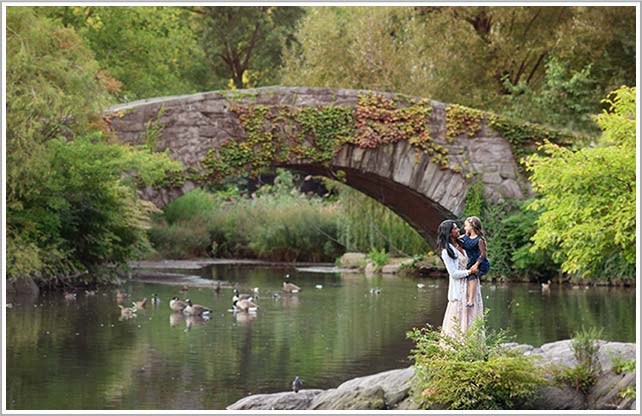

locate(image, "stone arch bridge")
(105, 87), (569, 245)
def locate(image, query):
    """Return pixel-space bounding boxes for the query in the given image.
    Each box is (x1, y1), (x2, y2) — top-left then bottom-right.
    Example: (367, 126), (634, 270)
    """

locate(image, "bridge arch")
(105, 86), (571, 245)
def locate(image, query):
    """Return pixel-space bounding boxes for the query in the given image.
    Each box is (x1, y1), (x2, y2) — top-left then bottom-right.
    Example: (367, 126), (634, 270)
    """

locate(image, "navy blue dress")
(461, 235), (490, 279)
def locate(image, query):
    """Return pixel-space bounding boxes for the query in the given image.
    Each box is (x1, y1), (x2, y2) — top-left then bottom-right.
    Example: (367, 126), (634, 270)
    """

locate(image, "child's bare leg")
(467, 278), (476, 306)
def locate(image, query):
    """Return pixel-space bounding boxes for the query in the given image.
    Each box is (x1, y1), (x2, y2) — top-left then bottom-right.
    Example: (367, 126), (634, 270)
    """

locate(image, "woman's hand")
(469, 264), (479, 275)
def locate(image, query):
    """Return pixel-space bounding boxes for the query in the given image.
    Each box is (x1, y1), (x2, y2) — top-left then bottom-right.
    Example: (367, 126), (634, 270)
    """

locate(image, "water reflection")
(233, 311), (257, 325)
(5, 263), (636, 410)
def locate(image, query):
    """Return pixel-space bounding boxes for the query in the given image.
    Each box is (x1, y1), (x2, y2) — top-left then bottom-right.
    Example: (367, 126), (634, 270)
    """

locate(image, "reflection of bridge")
(106, 86), (551, 245)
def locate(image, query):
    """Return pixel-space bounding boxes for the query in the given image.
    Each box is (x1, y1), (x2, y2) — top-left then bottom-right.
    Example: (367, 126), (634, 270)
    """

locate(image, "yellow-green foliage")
(407, 315), (546, 410)
(202, 93), (449, 182)
(446, 104), (484, 142)
(524, 87), (636, 279)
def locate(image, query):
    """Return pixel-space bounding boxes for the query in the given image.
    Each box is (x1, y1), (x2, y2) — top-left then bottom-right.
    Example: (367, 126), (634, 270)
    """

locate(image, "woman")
(437, 220), (484, 339)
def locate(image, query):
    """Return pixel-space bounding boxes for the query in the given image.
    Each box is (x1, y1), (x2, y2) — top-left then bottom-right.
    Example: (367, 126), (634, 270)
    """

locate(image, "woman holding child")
(437, 218), (489, 338)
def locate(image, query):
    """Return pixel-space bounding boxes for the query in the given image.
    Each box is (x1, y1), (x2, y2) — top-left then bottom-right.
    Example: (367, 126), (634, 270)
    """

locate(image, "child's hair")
(465, 216), (485, 241)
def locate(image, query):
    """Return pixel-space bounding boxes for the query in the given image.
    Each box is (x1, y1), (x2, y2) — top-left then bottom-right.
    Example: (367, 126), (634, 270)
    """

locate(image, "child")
(460, 216), (490, 307)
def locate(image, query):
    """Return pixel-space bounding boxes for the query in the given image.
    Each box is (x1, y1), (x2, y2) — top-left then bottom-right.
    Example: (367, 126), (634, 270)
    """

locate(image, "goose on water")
(283, 281), (301, 293)
(183, 299), (212, 316)
(169, 296), (187, 312)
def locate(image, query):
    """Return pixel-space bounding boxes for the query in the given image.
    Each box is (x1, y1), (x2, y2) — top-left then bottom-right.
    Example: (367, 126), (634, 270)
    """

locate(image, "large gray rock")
(226, 389), (323, 410)
(381, 264), (401, 274)
(225, 341), (636, 411)
(309, 386), (386, 410)
(529, 340), (637, 410)
(335, 367), (415, 406)
(588, 367), (637, 410)
(339, 253), (366, 269)
(528, 385), (587, 410)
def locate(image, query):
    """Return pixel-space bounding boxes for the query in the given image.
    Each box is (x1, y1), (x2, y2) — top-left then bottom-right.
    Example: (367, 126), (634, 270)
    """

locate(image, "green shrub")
(619, 386), (636, 399)
(367, 247), (389, 268)
(554, 327), (603, 394)
(480, 199), (558, 280)
(611, 356), (635, 375)
(571, 327), (603, 374)
(463, 179), (486, 218)
(149, 170), (343, 262)
(407, 314), (546, 410)
(147, 220), (212, 259)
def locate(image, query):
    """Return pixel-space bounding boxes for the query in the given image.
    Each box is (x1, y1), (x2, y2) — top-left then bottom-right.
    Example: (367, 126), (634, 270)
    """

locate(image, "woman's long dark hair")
(437, 220), (458, 259)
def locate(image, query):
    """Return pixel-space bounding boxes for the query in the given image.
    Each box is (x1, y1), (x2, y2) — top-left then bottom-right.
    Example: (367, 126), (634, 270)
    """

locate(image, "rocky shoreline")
(227, 339), (636, 411)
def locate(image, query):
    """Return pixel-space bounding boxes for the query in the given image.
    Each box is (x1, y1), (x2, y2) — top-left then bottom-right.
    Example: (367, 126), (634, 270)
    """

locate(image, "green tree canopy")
(191, 6), (305, 89)
(282, 6), (635, 132)
(43, 6), (212, 100)
(6, 8), (181, 281)
(524, 86), (636, 279)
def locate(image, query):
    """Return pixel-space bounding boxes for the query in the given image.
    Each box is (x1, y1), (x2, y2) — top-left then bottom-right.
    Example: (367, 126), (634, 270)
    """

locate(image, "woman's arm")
(441, 249), (469, 279)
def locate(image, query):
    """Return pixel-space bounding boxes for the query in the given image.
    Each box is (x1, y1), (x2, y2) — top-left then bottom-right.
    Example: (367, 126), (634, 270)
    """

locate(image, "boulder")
(225, 341), (636, 411)
(309, 386), (386, 410)
(338, 253), (366, 269)
(226, 389), (323, 410)
(335, 367), (415, 407)
(588, 369), (636, 410)
(528, 385), (587, 410)
(528, 340), (637, 410)
(381, 264), (401, 274)
(380, 258), (415, 274)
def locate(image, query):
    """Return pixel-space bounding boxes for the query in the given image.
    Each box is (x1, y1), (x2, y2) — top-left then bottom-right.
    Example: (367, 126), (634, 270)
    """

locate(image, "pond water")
(6, 263), (636, 410)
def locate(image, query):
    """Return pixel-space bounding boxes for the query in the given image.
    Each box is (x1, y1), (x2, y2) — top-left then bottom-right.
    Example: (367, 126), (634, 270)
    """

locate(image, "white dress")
(440, 243), (484, 339)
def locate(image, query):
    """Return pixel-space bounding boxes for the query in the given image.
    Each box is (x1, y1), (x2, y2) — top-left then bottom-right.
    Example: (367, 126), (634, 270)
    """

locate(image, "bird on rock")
(292, 376), (303, 393)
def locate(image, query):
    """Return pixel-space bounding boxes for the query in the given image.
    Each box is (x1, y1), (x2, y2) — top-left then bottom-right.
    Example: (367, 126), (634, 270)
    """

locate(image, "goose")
(233, 298), (259, 312)
(292, 376), (303, 393)
(64, 292), (77, 301)
(151, 293), (160, 305)
(283, 281), (301, 293)
(169, 296), (187, 312)
(179, 285), (189, 293)
(233, 289), (253, 302)
(369, 288), (382, 295)
(183, 298), (212, 316)
(132, 298), (147, 309)
(214, 282), (221, 294)
(417, 283), (426, 289)
(315, 284), (323, 289)
(541, 280), (551, 290)
(85, 290), (97, 296)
